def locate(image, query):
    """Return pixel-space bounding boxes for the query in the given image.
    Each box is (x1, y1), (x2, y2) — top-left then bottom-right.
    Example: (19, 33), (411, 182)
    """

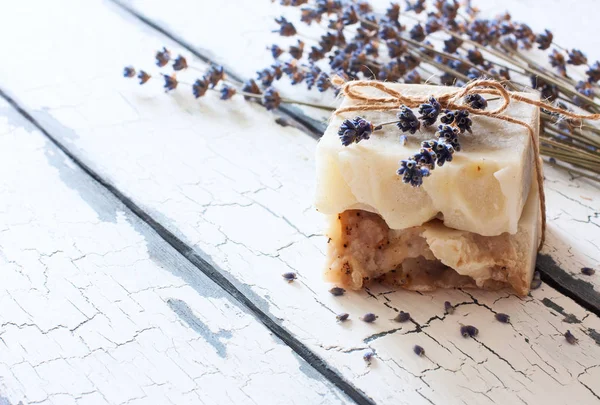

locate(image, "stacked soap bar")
(315, 83), (541, 295)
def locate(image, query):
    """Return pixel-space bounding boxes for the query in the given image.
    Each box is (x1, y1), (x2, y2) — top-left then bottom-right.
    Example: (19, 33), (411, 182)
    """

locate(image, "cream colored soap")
(315, 83), (540, 236)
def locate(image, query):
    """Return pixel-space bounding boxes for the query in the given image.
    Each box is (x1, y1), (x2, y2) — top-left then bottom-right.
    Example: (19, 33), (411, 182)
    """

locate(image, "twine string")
(331, 77), (600, 251)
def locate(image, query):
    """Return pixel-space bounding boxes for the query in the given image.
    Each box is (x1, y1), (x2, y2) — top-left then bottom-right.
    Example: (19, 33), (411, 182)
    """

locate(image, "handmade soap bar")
(323, 177), (540, 295)
(315, 83), (540, 236)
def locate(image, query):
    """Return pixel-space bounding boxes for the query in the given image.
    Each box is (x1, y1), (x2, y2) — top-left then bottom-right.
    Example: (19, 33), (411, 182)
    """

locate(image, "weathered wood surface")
(0, 0), (599, 404)
(116, 0), (600, 311)
(0, 102), (353, 405)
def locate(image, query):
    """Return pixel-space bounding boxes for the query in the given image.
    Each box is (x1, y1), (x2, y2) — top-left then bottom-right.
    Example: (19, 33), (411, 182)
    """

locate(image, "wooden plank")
(115, 0), (600, 312)
(0, 0), (599, 404)
(0, 106), (352, 403)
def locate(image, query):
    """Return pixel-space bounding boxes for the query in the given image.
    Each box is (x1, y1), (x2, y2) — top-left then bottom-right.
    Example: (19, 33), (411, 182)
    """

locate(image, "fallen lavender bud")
(564, 330), (578, 345)
(495, 313), (511, 323)
(393, 311), (411, 323)
(460, 325), (479, 338)
(336, 313), (350, 322)
(360, 313), (378, 323)
(282, 272), (297, 282)
(444, 301), (454, 314)
(329, 287), (346, 296)
(413, 345), (425, 356)
(363, 350), (375, 363)
(581, 267), (596, 276)
(531, 271), (542, 289)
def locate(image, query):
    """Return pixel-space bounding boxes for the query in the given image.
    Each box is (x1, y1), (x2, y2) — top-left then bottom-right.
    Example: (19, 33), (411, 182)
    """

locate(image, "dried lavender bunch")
(265, 0), (600, 176)
(123, 47), (332, 112)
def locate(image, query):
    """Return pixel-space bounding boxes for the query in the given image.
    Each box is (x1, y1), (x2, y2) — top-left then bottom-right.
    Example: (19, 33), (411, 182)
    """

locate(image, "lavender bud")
(282, 272), (297, 282)
(495, 313), (510, 323)
(444, 301), (454, 314)
(413, 345), (425, 356)
(363, 350), (375, 363)
(460, 325), (479, 338)
(360, 313), (378, 323)
(393, 311), (411, 323)
(581, 267), (596, 276)
(564, 330), (578, 345)
(531, 271), (542, 290)
(329, 287), (346, 296)
(336, 313), (350, 322)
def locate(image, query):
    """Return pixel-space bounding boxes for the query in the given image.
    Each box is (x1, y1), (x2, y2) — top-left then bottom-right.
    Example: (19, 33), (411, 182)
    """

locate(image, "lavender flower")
(269, 44), (284, 58)
(220, 85), (237, 100)
(409, 24), (426, 42)
(242, 79), (261, 99)
(363, 350), (375, 363)
(262, 87), (282, 110)
(360, 313), (378, 323)
(341, 6), (358, 25)
(155, 47), (170, 67)
(531, 270), (542, 289)
(467, 49), (485, 66)
(336, 313), (349, 322)
(454, 110), (472, 133)
(394, 311), (411, 323)
(581, 267), (596, 276)
(289, 40), (305, 59)
(535, 29), (553, 50)
(413, 147), (437, 170)
(329, 287), (346, 296)
(397, 159), (430, 187)
(379, 24), (399, 40)
(460, 325), (479, 337)
(424, 14), (442, 34)
(567, 49), (588, 66)
(300, 7), (321, 25)
(387, 39), (407, 58)
(137, 70), (151, 85)
(123, 66), (136, 78)
(274, 16), (297, 36)
(422, 139), (454, 166)
(172, 55), (188, 71)
(305, 65), (322, 90)
(405, 0), (425, 14)
(162, 74), (178, 91)
(338, 116), (374, 146)
(444, 37), (463, 53)
(495, 313), (510, 323)
(316, 72), (331, 92)
(413, 345), (425, 356)
(465, 94), (488, 110)
(308, 46), (326, 61)
(564, 330), (578, 345)
(385, 2), (400, 24)
(257, 69), (275, 87)
(549, 49), (567, 76)
(418, 97), (441, 126)
(586, 61), (600, 83)
(206, 65), (225, 88)
(396, 105), (421, 134)
(192, 78), (209, 98)
(404, 70), (421, 84)
(444, 301), (454, 314)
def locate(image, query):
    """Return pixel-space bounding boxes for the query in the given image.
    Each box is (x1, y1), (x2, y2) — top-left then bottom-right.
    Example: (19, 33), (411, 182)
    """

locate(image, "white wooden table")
(0, 1), (598, 404)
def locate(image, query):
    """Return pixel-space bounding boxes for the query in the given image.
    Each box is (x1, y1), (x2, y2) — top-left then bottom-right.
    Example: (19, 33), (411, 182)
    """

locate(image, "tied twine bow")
(331, 77), (600, 250)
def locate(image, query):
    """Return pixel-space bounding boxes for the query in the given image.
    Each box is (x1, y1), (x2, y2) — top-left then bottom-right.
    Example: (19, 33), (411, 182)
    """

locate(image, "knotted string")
(331, 77), (600, 250)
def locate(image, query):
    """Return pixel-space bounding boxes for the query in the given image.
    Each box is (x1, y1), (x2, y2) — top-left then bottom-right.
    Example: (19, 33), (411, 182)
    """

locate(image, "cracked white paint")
(0, 0), (599, 404)
(0, 107), (350, 404)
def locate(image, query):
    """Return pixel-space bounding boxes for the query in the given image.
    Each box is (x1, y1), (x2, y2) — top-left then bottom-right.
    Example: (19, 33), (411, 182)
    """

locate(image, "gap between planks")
(108, 0), (600, 317)
(0, 88), (376, 405)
